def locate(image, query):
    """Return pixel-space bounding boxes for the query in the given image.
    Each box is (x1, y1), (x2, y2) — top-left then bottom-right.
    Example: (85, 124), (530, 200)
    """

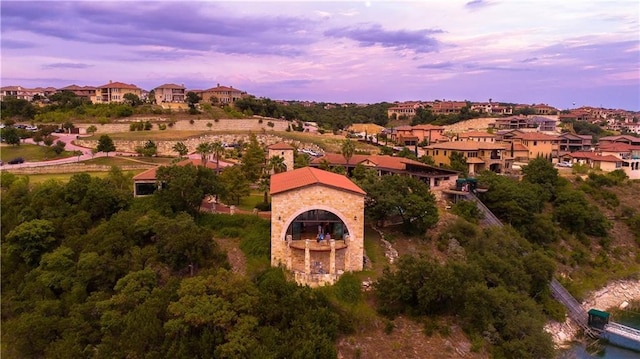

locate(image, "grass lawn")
(278, 132), (380, 153)
(82, 156), (175, 167)
(237, 192), (267, 211)
(11, 170), (144, 185)
(83, 130), (213, 141)
(1, 144), (77, 162)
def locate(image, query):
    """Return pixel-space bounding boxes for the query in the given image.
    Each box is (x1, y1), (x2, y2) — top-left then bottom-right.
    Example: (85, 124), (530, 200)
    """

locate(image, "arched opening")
(285, 209), (349, 242)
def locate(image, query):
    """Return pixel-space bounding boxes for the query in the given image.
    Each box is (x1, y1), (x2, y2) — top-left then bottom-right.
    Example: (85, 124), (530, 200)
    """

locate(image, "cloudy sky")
(1, 1), (639, 110)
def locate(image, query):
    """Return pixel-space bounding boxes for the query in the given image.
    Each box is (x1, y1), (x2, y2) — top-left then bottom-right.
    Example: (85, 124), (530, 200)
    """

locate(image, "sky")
(1, 1), (639, 110)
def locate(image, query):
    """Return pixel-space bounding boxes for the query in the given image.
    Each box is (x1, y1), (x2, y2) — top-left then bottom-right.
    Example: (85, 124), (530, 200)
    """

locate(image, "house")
(270, 167), (365, 287)
(597, 143), (640, 179)
(310, 153), (458, 192)
(560, 152), (623, 172)
(267, 142), (295, 173)
(426, 100), (468, 115)
(0, 86), (56, 101)
(197, 84), (247, 105)
(57, 85), (97, 102)
(153, 83), (186, 104)
(457, 131), (496, 143)
(558, 133), (593, 154)
(491, 115), (557, 131)
(94, 81), (142, 104)
(598, 135), (640, 146)
(387, 101), (424, 119)
(132, 158), (232, 197)
(531, 104), (558, 115)
(390, 124), (446, 145)
(423, 142), (509, 176)
(500, 131), (559, 161)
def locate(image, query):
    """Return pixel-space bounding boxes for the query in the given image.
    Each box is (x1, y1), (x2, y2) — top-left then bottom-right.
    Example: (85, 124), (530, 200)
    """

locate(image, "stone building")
(267, 142), (294, 173)
(270, 167), (365, 287)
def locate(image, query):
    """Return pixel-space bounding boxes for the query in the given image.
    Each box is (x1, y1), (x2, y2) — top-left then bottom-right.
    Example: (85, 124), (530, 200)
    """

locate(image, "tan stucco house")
(270, 167), (365, 287)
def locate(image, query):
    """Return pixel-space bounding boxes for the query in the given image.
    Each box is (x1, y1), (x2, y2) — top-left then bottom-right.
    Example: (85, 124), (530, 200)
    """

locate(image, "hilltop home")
(499, 130), (560, 161)
(390, 124), (447, 145)
(558, 133), (593, 155)
(197, 84), (247, 105)
(94, 81), (142, 104)
(57, 85), (97, 102)
(597, 143), (640, 179)
(153, 83), (186, 104)
(270, 167), (365, 287)
(424, 141), (510, 175)
(310, 153), (458, 192)
(560, 152), (623, 172)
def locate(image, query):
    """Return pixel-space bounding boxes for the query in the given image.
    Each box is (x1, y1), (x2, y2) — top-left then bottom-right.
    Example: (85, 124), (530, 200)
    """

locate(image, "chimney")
(217, 83), (220, 87)
(109, 80), (112, 84)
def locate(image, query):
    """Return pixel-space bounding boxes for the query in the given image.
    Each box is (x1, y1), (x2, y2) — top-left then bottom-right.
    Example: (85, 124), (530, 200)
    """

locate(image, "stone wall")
(76, 118), (290, 134)
(75, 133), (322, 157)
(271, 184), (365, 287)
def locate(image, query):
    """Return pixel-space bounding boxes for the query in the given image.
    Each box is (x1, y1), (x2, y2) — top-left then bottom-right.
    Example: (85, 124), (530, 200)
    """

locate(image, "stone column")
(329, 239), (336, 274)
(344, 234), (351, 271)
(304, 239), (310, 274)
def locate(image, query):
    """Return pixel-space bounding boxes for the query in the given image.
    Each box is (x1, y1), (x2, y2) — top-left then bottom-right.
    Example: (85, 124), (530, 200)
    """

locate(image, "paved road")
(2, 133), (136, 169)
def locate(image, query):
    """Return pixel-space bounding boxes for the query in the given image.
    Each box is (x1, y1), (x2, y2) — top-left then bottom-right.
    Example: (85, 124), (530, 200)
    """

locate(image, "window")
(534, 141), (538, 146)
(444, 151), (447, 156)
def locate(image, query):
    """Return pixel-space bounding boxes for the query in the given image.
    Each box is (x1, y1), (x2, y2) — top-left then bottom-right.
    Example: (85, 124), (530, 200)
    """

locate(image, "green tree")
(341, 139), (356, 171)
(156, 164), (219, 215)
(186, 91), (201, 114)
(2, 126), (21, 145)
(196, 142), (211, 164)
(449, 151), (468, 176)
(522, 157), (559, 198)
(97, 134), (116, 156)
(86, 125), (98, 135)
(0, 97), (36, 120)
(219, 165), (250, 205)
(173, 141), (189, 158)
(137, 140), (157, 157)
(241, 134), (265, 183)
(5, 219), (57, 266)
(268, 155), (287, 174)
(210, 141), (225, 169)
(123, 93), (143, 107)
(360, 175), (438, 234)
(294, 150), (310, 169)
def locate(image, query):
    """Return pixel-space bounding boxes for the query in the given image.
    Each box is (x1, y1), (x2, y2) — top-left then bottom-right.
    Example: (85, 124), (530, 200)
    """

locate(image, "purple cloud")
(1, 39), (37, 49)
(418, 61), (455, 69)
(0, 1), (317, 57)
(324, 24), (443, 53)
(42, 63), (93, 69)
(465, 0), (494, 9)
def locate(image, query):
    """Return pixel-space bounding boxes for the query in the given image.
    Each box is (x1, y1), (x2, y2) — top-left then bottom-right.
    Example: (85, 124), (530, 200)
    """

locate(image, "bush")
(254, 202), (271, 211)
(158, 123), (167, 130)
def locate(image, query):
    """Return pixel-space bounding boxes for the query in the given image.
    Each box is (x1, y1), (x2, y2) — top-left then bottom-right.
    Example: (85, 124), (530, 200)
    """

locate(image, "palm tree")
(268, 155), (287, 174)
(195, 142), (211, 165)
(341, 139), (356, 174)
(173, 142), (188, 158)
(210, 141), (224, 169)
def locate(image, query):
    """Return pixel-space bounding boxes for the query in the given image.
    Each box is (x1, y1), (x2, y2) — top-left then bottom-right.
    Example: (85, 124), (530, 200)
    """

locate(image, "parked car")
(7, 157), (24, 165)
(557, 161), (572, 167)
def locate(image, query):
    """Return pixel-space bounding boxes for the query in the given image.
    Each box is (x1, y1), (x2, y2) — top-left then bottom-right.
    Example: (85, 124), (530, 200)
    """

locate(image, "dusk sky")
(2, 1), (639, 110)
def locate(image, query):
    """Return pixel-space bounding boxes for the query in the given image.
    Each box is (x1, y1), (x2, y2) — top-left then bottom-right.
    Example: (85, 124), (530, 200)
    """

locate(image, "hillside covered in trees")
(2, 158), (639, 358)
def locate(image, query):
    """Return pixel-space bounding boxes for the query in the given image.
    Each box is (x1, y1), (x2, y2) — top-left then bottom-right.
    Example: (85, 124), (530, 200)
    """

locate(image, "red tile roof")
(513, 132), (559, 141)
(458, 131), (496, 138)
(133, 167), (159, 181)
(270, 167), (366, 196)
(412, 124), (444, 131)
(598, 143), (640, 152)
(97, 81), (140, 90)
(566, 152), (621, 162)
(154, 83), (185, 89)
(268, 142), (294, 150)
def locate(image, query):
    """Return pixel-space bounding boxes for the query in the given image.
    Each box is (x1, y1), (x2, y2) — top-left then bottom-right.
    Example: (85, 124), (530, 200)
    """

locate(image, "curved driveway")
(2, 133), (136, 169)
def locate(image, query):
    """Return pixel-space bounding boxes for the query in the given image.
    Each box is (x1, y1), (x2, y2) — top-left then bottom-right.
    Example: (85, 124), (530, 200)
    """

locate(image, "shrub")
(254, 202), (271, 211)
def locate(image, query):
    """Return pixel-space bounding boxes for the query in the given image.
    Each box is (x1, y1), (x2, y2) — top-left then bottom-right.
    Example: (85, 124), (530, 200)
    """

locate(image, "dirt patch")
(337, 316), (488, 359)
(213, 237), (247, 275)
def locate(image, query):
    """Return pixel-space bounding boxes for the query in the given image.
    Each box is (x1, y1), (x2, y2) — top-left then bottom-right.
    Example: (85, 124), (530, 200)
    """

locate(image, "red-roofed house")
(391, 124), (446, 145)
(560, 152), (622, 172)
(457, 131), (496, 143)
(197, 84), (247, 105)
(597, 143), (640, 179)
(310, 153), (459, 191)
(133, 158), (233, 196)
(270, 167), (365, 287)
(57, 84), (97, 102)
(95, 81), (142, 103)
